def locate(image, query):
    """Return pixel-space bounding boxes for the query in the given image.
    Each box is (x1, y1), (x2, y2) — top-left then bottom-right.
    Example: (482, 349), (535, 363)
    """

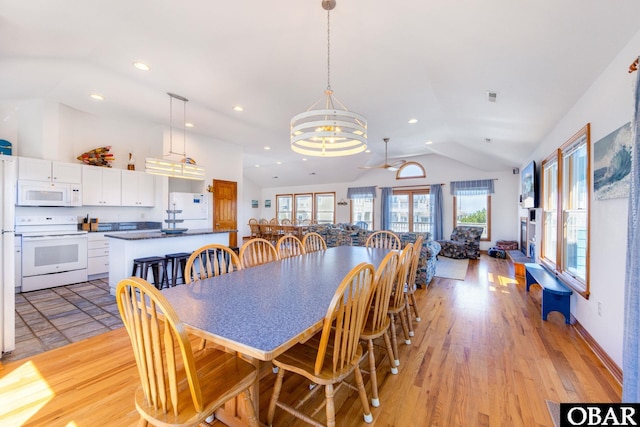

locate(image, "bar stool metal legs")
(132, 256), (168, 289)
(165, 252), (191, 287)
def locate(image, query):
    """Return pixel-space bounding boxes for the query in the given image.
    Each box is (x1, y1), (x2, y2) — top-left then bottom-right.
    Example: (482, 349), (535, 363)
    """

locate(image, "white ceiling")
(2, 0), (640, 187)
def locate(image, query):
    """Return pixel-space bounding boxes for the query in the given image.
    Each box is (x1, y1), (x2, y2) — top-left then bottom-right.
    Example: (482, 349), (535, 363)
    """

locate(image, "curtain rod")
(391, 183), (445, 189)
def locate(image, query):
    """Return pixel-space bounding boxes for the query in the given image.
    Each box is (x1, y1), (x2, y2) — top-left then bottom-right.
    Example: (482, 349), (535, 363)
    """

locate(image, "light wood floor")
(0, 255), (621, 426)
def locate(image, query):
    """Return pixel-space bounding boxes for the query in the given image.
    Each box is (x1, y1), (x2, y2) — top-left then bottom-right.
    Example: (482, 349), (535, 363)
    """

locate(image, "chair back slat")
(116, 277), (204, 416)
(390, 244), (413, 311)
(185, 244), (242, 284)
(368, 251), (400, 331)
(302, 232), (327, 253)
(276, 235), (306, 259)
(365, 231), (401, 250)
(239, 238), (279, 268)
(314, 263), (375, 375)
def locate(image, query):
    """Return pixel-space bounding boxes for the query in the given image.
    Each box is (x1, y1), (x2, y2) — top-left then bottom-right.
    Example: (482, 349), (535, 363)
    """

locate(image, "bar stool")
(165, 252), (191, 287)
(131, 256), (168, 289)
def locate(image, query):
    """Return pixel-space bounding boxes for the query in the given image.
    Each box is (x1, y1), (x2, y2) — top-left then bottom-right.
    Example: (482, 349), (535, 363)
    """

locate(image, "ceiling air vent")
(487, 91), (498, 102)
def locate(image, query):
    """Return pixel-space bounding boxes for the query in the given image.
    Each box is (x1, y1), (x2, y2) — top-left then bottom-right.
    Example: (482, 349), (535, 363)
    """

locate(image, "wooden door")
(213, 179), (238, 247)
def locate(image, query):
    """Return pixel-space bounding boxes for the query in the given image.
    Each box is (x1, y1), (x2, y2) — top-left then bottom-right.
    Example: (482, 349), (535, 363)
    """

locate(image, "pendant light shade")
(145, 92), (205, 180)
(290, 0), (367, 157)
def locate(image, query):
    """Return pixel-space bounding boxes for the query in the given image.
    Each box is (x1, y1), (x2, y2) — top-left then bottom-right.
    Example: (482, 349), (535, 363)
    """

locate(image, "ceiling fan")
(359, 138), (407, 171)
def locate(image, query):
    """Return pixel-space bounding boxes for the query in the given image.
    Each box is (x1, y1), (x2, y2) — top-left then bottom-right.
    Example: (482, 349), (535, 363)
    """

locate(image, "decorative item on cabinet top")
(77, 146), (115, 167)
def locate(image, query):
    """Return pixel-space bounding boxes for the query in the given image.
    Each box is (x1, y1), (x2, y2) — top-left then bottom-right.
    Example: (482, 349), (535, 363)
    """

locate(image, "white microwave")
(17, 180), (82, 207)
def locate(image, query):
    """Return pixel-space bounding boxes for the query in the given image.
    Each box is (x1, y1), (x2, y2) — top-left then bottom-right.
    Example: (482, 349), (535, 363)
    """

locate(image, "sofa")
(306, 223), (441, 287)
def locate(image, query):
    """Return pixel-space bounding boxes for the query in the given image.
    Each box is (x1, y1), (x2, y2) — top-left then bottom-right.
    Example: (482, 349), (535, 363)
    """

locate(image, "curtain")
(347, 186), (377, 199)
(450, 179), (495, 195)
(380, 187), (392, 230)
(430, 184), (444, 240)
(623, 64), (640, 402)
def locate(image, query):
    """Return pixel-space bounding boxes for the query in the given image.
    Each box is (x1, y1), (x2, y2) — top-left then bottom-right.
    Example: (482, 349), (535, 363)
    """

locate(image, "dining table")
(161, 245), (391, 426)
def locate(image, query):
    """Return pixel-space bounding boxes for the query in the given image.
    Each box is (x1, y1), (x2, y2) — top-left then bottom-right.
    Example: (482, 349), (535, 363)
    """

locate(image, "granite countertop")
(105, 228), (237, 240)
(79, 221), (162, 233)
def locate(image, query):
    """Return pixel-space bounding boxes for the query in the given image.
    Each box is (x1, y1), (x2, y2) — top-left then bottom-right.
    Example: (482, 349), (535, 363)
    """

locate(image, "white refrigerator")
(0, 156), (15, 358)
(168, 192), (210, 229)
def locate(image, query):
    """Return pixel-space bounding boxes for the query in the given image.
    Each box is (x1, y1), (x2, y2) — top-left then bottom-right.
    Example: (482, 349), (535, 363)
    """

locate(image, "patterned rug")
(434, 257), (469, 280)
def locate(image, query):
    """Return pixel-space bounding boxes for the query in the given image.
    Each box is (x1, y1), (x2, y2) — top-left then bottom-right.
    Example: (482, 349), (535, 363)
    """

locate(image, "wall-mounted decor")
(265, 199), (271, 208)
(77, 146), (115, 167)
(594, 122), (632, 200)
(251, 200), (259, 208)
(520, 160), (538, 208)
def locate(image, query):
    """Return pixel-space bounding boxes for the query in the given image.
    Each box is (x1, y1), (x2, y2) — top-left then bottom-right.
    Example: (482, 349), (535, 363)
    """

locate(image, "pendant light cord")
(326, 9), (331, 92)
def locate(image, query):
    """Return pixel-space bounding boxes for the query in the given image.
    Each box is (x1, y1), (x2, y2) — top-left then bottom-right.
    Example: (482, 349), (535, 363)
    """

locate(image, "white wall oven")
(16, 216), (88, 292)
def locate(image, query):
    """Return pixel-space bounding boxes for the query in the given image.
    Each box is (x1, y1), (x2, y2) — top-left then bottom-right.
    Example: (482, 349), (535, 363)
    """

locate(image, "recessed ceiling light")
(302, 158), (308, 161)
(264, 146), (271, 150)
(408, 118), (418, 124)
(185, 122), (194, 128)
(365, 149), (371, 153)
(90, 94), (104, 101)
(233, 106), (244, 112)
(255, 164), (260, 168)
(133, 62), (150, 71)
(425, 141), (433, 145)
(276, 161), (282, 165)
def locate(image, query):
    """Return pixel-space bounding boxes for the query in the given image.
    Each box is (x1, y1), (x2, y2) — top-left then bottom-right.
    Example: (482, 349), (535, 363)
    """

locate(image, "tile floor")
(3, 278), (123, 363)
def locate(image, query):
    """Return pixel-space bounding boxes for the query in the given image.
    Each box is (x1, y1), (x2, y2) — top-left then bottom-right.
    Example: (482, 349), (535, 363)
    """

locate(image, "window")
(449, 179), (494, 241)
(541, 124), (591, 298)
(347, 186), (377, 229)
(396, 162), (426, 180)
(390, 189), (431, 233)
(276, 192), (336, 224)
(315, 193), (335, 224)
(453, 195), (491, 240)
(294, 194), (313, 222)
(276, 194), (292, 222)
(351, 198), (374, 229)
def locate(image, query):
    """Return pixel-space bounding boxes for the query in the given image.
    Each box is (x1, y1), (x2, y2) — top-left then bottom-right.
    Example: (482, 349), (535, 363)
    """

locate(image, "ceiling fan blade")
(358, 164), (386, 170)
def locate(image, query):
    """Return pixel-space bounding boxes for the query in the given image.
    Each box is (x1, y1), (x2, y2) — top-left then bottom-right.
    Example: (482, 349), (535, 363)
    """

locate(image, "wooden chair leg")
(410, 292), (421, 322)
(267, 368), (285, 425)
(405, 295), (415, 337)
(325, 383), (336, 427)
(242, 390), (259, 427)
(399, 308), (412, 345)
(366, 339), (380, 407)
(382, 330), (398, 374)
(137, 418), (149, 426)
(353, 365), (373, 423)
(389, 314), (400, 367)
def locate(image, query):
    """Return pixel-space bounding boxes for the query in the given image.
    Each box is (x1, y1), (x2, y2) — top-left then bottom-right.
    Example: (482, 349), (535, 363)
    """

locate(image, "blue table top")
(161, 246), (391, 360)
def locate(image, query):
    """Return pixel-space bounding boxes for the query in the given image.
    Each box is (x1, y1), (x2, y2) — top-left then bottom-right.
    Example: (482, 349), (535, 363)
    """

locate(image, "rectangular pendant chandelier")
(145, 158), (205, 180)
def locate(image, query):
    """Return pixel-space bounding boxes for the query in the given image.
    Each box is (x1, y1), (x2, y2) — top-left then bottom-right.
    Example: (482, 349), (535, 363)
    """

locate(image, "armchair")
(436, 226), (483, 259)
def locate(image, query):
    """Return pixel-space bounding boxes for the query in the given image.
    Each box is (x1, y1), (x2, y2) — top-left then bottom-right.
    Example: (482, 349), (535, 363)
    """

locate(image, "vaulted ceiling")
(2, 0), (640, 187)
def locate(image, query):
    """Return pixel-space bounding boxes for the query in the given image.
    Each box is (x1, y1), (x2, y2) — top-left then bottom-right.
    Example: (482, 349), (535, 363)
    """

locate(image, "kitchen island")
(105, 229), (234, 295)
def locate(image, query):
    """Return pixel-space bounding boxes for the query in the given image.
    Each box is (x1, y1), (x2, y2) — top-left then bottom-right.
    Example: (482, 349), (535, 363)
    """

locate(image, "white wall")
(259, 154), (520, 250)
(523, 28), (640, 367)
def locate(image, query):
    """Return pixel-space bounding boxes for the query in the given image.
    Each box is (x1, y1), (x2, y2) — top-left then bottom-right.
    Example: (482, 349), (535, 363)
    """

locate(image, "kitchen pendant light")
(145, 92), (205, 180)
(290, 0), (367, 157)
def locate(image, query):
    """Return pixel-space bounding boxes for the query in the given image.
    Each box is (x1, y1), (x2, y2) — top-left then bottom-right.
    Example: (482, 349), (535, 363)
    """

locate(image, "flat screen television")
(520, 160), (538, 208)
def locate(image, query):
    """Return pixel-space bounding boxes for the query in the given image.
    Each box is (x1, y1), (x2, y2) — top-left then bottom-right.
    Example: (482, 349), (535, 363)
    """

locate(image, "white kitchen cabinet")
(82, 166), (121, 206)
(121, 170), (155, 207)
(18, 157), (82, 183)
(87, 233), (110, 277)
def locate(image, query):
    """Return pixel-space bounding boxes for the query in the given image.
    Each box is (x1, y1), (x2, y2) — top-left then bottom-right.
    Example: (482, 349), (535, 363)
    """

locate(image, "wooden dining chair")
(365, 230), (401, 250)
(184, 244), (242, 284)
(259, 218), (268, 225)
(405, 235), (424, 326)
(387, 243), (413, 367)
(302, 232), (327, 253)
(267, 263), (376, 427)
(239, 238), (279, 268)
(276, 235), (306, 259)
(360, 250), (400, 407)
(116, 277), (258, 427)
